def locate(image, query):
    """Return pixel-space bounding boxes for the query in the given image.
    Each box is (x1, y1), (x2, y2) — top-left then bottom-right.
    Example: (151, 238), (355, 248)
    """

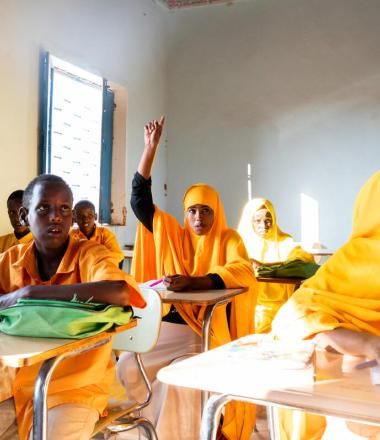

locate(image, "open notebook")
(222, 334), (316, 370)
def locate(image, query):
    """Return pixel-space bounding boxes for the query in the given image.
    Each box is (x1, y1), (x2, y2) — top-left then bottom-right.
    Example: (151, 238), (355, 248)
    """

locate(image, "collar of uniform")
(12, 236), (80, 278)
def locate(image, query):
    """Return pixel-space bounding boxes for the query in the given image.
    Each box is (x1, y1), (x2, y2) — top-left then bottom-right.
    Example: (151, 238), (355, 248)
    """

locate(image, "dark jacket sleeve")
(130, 172), (155, 233)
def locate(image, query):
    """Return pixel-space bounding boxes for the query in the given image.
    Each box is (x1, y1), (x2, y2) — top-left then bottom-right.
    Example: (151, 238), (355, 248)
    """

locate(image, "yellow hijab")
(132, 183), (257, 440)
(272, 170), (380, 341)
(238, 198), (313, 263)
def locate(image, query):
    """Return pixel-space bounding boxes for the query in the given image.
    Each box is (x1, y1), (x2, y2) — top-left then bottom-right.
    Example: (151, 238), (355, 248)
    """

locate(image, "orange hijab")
(132, 183), (257, 440)
(272, 170), (380, 341)
(238, 198), (313, 263)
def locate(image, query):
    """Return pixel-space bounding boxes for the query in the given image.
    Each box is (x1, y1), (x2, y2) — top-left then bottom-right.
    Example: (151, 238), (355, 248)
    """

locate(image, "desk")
(257, 276), (303, 290)
(158, 338), (380, 440)
(0, 321), (136, 440)
(158, 288), (247, 352)
(157, 288), (247, 409)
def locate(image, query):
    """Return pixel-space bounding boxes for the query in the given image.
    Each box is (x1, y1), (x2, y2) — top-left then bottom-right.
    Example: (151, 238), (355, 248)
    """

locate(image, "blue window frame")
(38, 52), (114, 223)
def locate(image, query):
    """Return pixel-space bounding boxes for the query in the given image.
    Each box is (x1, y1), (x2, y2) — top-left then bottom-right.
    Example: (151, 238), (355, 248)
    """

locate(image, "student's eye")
(187, 209), (195, 215)
(201, 208), (211, 215)
(61, 206), (72, 214)
(36, 205), (49, 214)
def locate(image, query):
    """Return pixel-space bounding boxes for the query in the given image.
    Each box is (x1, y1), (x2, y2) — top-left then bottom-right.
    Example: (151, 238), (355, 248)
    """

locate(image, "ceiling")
(156, 0), (236, 9)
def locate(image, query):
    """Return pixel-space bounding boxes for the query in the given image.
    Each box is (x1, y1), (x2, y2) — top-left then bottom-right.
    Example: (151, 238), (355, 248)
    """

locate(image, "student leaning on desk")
(0, 174), (145, 440)
(271, 170), (380, 439)
(118, 116), (258, 440)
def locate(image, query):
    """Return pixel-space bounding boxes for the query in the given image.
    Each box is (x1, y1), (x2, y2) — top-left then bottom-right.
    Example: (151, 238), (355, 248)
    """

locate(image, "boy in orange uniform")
(0, 190), (33, 253)
(0, 174), (145, 440)
(71, 200), (125, 267)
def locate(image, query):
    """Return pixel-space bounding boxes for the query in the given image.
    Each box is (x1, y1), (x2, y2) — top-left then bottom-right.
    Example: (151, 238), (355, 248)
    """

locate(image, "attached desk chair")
(91, 287), (162, 440)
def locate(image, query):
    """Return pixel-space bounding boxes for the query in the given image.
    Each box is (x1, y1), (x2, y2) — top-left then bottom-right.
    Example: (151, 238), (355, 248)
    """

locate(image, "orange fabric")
(272, 170), (380, 440)
(272, 170), (380, 341)
(70, 225), (124, 265)
(132, 183), (257, 440)
(0, 238), (144, 440)
(0, 231), (33, 254)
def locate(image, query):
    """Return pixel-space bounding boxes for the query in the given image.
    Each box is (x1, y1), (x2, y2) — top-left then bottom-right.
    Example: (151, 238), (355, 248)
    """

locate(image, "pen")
(355, 359), (379, 370)
(149, 278), (164, 287)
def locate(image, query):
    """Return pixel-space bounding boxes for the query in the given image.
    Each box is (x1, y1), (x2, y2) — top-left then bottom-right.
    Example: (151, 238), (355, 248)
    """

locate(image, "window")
(38, 53), (114, 223)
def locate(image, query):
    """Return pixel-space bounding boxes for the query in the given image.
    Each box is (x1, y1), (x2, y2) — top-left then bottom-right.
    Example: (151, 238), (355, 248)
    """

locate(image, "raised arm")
(138, 116), (165, 179)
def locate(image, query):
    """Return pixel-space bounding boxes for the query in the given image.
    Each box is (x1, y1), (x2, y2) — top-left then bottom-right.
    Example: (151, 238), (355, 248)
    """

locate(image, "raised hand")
(144, 116), (165, 151)
(138, 116), (165, 179)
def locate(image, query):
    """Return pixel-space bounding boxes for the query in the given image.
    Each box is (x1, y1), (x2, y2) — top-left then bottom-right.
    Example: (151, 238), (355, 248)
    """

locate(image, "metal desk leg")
(32, 337), (111, 440)
(200, 394), (233, 440)
(201, 304), (216, 411)
(33, 355), (65, 440)
(266, 405), (280, 440)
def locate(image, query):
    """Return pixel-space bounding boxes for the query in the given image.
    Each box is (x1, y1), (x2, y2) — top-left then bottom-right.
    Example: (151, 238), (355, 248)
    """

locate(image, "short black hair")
(23, 174), (73, 209)
(74, 200), (96, 212)
(7, 190), (24, 203)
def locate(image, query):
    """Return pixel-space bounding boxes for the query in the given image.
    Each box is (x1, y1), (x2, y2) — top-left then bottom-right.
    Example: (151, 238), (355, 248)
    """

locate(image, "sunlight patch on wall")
(247, 162), (252, 201)
(301, 193), (319, 246)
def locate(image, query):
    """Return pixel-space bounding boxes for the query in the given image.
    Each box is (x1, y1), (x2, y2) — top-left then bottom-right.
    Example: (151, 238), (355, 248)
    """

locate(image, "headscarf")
(272, 170), (380, 341)
(132, 183), (257, 440)
(237, 198), (298, 263)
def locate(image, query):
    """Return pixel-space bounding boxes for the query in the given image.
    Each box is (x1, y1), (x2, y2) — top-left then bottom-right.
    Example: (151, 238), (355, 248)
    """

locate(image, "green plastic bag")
(0, 298), (133, 339)
(256, 259), (320, 279)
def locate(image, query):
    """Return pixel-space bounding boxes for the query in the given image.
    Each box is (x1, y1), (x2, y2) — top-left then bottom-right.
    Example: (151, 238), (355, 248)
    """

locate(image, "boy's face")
(7, 198), (29, 235)
(75, 206), (97, 238)
(21, 182), (73, 252)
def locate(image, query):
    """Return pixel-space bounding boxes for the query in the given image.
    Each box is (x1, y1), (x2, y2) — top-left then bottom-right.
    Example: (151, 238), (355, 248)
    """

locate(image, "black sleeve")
(207, 273), (225, 289)
(130, 172), (155, 233)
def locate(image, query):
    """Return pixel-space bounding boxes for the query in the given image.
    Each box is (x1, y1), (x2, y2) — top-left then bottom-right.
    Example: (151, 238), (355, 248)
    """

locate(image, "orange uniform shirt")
(0, 231), (33, 254)
(0, 238), (144, 440)
(70, 226), (124, 265)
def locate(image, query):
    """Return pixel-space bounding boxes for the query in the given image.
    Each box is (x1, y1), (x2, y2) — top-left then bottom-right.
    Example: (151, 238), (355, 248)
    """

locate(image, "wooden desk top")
(0, 320), (136, 368)
(157, 288), (247, 305)
(158, 338), (380, 424)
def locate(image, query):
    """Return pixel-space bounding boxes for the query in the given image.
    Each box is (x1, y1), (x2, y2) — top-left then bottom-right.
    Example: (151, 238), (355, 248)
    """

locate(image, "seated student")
(70, 200), (125, 268)
(0, 174), (145, 440)
(271, 170), (380, 439)
(117, 117), (257, 440)
(0, 190), (33, 253)
(238, 198), (314, 333)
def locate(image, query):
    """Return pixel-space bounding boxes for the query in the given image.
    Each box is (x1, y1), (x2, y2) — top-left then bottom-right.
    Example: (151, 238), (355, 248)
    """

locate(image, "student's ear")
(95, 213), (98, 222)
(71, 210), (75, 226)
(19, 207), (29, 226)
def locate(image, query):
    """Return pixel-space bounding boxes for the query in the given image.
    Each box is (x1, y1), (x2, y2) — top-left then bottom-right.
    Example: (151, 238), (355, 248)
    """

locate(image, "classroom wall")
(165, 0), (380, 250)
(0, 0), (168, 244)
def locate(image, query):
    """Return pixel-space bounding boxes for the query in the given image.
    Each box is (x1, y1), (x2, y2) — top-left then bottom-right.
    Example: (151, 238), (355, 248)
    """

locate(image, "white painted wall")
(0, 0), (168, 246)
(165, 0), (380, 249)
(2, 0), (380, 251)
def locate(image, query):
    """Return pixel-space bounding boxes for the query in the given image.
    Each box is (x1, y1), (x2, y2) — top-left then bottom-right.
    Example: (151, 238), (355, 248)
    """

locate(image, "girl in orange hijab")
(238, 198), (314, 333)
(272, 170), (380, 439)
(118, 117), (257, 440)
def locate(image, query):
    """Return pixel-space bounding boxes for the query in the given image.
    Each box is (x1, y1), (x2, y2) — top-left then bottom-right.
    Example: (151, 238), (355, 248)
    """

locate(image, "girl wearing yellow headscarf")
(238, 198), (314, 333)
(118, 117), (257, 440)
(271, 170), (380, 439)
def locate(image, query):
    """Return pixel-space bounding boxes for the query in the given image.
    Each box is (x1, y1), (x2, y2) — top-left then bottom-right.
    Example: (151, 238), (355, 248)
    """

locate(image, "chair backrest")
(112, 287), (162, 353)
